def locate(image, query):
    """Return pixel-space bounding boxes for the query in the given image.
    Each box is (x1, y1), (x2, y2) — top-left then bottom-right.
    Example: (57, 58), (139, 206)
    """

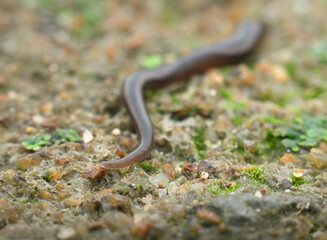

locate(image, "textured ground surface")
(0, 0), (327, 239)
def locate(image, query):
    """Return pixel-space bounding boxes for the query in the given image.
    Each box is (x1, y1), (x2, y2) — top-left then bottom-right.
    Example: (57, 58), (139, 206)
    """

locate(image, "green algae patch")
(263, 115), (327, 152)
(52, 129), (81, 144)
(22, 134), (52, 151)
(141, 54), (163, 69)
(243, 165), (265, 185)
(22, 129), (81, 151)
(209, 181), (242, 195)
(290, 175), (306, 187)
(139, 162), (158, 174)
(191, 127), (207, 159)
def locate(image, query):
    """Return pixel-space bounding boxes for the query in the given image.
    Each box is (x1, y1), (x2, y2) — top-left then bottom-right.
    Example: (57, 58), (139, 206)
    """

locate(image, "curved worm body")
(101, 21), (265, 169)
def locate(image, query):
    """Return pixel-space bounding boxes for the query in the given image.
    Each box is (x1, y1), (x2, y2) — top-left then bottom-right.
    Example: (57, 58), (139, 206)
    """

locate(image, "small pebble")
(182, 163), (198, 174)
(25, 126), (36, 134)
(196, 208), (221, 224)
(83, 166), (107, 180)
(110, 194), (129, 209)
(149, 173), (170, 188)
(130, 220), (153, 238)
(57, 227), (75, 240)
(279, 153), (299, 165)
(254, 190), (263, 198)
(40, 102), (54, 115)
(200, 171), (209, 179)
(83, 130), (94, 143)
(88, 222), (107, 232)
(307, 153), (327, 170)
(293, 169), (304, 178)
(32, 115), (45, 125)
(198, 160), (216, 174)
(239, 64), (256, 85)
(116, 149), (126, 158)
(319, 142), (327, 153)
(219, 223), (228, 233)
(112, 128), (121, 136)
(157, 188), (168, 198)
(271, 65), (289, 83)
(207, 69), (224, 86)
(162, 164), (176, 179)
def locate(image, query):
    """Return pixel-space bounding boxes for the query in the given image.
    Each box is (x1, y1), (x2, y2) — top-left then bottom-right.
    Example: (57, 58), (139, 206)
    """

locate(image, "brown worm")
(101, 20), (265, 169)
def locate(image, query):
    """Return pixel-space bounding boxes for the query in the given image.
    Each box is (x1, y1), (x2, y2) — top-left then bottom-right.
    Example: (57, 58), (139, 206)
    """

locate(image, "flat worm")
(101, 20), (265, 169)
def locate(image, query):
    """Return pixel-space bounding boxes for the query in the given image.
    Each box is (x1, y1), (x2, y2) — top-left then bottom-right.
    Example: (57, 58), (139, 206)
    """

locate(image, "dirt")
(0, 0), (327, 239)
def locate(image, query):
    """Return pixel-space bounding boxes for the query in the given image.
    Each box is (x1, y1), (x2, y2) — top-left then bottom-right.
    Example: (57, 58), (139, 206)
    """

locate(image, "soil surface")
(0, 0), (327, 239)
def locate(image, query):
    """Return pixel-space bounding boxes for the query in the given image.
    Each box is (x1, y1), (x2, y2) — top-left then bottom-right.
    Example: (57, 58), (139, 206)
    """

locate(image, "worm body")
(101, 21), (265, 169)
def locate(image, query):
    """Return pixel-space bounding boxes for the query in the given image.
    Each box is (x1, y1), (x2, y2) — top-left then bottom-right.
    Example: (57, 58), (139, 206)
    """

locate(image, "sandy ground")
(0, 0), (327, 239)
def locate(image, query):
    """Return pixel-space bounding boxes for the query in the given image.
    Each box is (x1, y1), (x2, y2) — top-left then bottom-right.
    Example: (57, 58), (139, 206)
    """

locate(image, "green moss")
(141, 54), (163, 69)
(145, 90), (158, 99)
(290, 175), (306, 187)
(263, 115), (327, 153)
(53, 128), (81, 145)
(243, 165), (265, 185)
(139, 162), (158, 174)
(40, 0), (107, 39)
(191, 127), (207, 159)
(222, 101), (247, 110)
(260, 117), (286, 126)
(219, 88), (232, 100)
(232, 116), (244, 126)
(22, 134), (52, 151)
(42, 171), (53, 182)
(208, 182), (242, 195)
(285, 61), (297, 79)
(22, 129), (80, 151)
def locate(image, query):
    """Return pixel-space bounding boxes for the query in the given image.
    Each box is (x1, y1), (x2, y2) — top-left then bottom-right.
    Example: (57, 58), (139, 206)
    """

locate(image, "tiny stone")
(32, 115), (45, 124)
(196, 208), (221, 224)
(319, 142), (327, 153)
(200, 171), (209, 179)
(198, 161), (216, 174)
(83, 130), (94, 143)
(112, 128), (121, 136)
(293, 168), (304, 178)
(149, 173), (170, 188)
(271, 64), (289, 83)
(110, 194), (130, 209)
(279, 153), (299, 165)
(25, 126), (36, 134)
(254, 190), (262, 198)
(207, 69), (224, 86)
(57, 227), (75, 240)
(157, 188), (168, 198)
(162, 164), (176, 179)
(219, 223), (228, 233)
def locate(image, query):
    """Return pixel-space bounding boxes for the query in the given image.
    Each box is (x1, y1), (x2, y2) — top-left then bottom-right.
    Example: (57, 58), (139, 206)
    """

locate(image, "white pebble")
(200, 171), (209, 179)
(149, 173), (170, 187)
(254, 190), (262, 198)
(57, 227), (75, 240)
(157, 188), (168, 198)
(83, 130), (94, 143)
(32, 115), (45, 124)
(112, 128), (121, 136)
